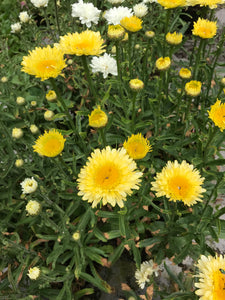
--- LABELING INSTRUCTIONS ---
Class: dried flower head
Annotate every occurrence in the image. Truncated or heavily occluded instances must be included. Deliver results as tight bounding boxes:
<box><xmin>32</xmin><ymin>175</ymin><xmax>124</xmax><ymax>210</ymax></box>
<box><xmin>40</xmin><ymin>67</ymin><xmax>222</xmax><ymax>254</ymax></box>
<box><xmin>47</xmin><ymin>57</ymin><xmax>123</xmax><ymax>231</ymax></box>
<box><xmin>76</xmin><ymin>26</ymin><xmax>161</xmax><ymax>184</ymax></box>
<box><xmin>135</xmin><ymin>260</ymin><xmax>159</xmax><ymax>289</ymax></box>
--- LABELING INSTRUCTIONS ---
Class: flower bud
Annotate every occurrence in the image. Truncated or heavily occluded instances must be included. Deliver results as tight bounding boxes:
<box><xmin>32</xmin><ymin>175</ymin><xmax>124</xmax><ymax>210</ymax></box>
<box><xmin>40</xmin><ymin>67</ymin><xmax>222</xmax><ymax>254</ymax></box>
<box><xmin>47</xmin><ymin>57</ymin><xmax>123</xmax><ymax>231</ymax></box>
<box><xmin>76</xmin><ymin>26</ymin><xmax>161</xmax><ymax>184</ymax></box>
<box><xmin>16</xmin><ymin>96</ymin><xmax>26</xmax><ymax>105</ymax></box>
<box><xmin>44</xmin><ymin>110</ymin><xmax>54</xmax><ymax>121</ymax></box>
<box><xmin>12</xmin><ymin>128</ymin><xmax>23</xmax><ymax>139</ymax></box>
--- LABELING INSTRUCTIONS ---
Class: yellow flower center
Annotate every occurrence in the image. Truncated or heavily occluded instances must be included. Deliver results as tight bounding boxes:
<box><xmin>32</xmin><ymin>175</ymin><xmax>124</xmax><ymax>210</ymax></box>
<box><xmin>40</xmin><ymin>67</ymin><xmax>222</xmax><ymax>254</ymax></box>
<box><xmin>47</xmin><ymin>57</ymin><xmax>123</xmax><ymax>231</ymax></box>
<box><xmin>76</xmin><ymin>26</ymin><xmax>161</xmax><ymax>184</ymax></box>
<box><xmin>168</xmin><ymin>175</ymin><xmax>190</xmax><ymax>199</ymax></box>
<box><xmin>76</xmin><ymin>40</ymin><xmax>92</xmax><ymax>50</ymax></box>
<box><xmin>37</xmin><ymin>60</ymin><xmax>56</xmax><ymax>72</ymax></box>
<box><xmin>43</xmin><ymin>138</ymin><xmax>61</xmax><ymax>154</ymax></box>
<box><xmin>213</xmin><ymin>270</ymin><xmax>225</xmax><ymax>299</ymax></box>
<box><xmin>95</xmin><ymin>162</ymin><xmax>120</xmax><ymax>190</ymax></box>
<box><xmin>199</xmin><ymin>27</ymin><xmax>211</xmax><ymax>36</ymax></box>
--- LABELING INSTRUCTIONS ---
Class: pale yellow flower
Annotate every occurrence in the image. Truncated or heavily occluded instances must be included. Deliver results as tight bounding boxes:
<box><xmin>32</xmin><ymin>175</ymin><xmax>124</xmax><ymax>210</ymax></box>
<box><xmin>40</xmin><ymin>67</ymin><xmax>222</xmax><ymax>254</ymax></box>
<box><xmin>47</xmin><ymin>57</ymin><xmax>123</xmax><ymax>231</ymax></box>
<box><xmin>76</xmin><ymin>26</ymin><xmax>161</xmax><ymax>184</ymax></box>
<box><xmin>166</xmin><ymin>32</ymin><xmax>183</xmax><ymax>45</ymax></box>
<box><xmin>59</xmin><ymin>30</ymin><xmax>105</xmax><ymax>56</ymax></box>
<box><xmin>77</xmin><ymin>146</ymin><xmax>143</xmax><ymax>208</ymax></box>
<box><xmin>120</xmin><ymin>16</ymin><xmax>142</xmax><ymax>32</ymax></box>
<box><xmin>33</xmin><ymin>129</ymin><xmax>66</xmax><ymax>157</ymax></box>
<box><xmin>26</xmin><ymin>200</ymin><xmax>41</xmax><ymax>216</ymax></box>
<box><xmin>151</xmin><ymin>160</ymin><xmax>206</xmax><ymax>206</ymax></box>
<box><xmin>194</xmin><ymin>255</ymin><xmax>225</xmax><ymax>299</ymax></box>
<box><xmin>129</xmin><ymin>79</ymin><xmax>144</xmax><ymax>91</ymax></box>
<box><xmin>28</xmin><ymin>267</ymin><xmax>40</xmax><ymax>280</ymax></box>
<box><xmin>123</xmin><ymin>133</ymin><xmax>152</xmax><ymax>160</ymax></box>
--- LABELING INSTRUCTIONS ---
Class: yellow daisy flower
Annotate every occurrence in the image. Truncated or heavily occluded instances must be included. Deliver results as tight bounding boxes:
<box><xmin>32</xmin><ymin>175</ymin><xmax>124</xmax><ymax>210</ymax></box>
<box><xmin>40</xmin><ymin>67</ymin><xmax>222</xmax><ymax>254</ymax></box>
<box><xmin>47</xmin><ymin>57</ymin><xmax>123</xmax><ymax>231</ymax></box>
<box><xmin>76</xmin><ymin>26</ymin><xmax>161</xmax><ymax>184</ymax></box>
<box><xmin>46</xmin><ymin>90</ymin><xmax>57</xmax><ymax>102</ymax></box>
<box><xmin>192</xmin><ymin>18</ymin><xmax>217</xmax><ymax>39</ymax></box>
<box><xmin>155</xmin><ymin>57</ymin><xmax>171</xmax><ymax>71</ymax></box>
<box><xmin>89</xmin><ymin>106</ymin><xmax>108</xmax><ymax>128</ymax></box>
<box><xmin>123</xmin><ymin>133</ymin><xmax>152</xmax><ymax>160</ymax></box>
<box><xmin>208</xmin><ymin>99</ymin><xmax>225</xmax><ymax>132</ymax></box>
<box><xmin>107</xmin><ymin>25</ymin><xmax>125</xmax><ymax>40</ymax></box>
<box><xmin>166</xmin><ymin>32</ymin><xmax>183</xmax><ymax>45</ymax></box>
<box><xmin>21</xmin><ymin>45</ymin><xmax>66</xmax><ymax>81</ymax></box>
<box><xmin>157</xmin><ymin>0</ymin><xmax>186</xmax><ymax>9</ymax></box>
<box><xmin>120</xmin><ymin>16</ymin><xmax>143</xmax><ymax>32</ymax></box>
<box><xmin>187</xmin><ymin>0</ymin><xmax>222</xmax><ymax>8</ymax></box>
<box><xmin>59</xmin><ymin>30</ymin><xmax>106</xmax><ymax>56</ymax></box>
<box><xmin>151</xmin><ymin>160</ymin><xmax>206</xmax><ymax>206</ymax></box>
<box><xmin>179</xmin><ymin>68</ymin><xmax>192</xmax><ymax>79</ymax></box>
<box><xmin>77</xmin><ymin>146</ymin><xmax>143</xmax><ymax>208</ymax></box>
<box><xmin>33</xmin><ymin>129</ymin><xmax>66</xmax><ymax>157</ymax></box>
<box><xmin>129</xmin><ymin>79</ymin><xmax>144</xmax><ymax>91</ymax></box>
<box><xmin>194</xmin><ymin>255</ymin><xmax>225</xmax><ymax>300</ymax></box>
<box><xmin>185</xmin><ymin>80</ymin><xmax>202</xmax><ymax>97</ymax></box>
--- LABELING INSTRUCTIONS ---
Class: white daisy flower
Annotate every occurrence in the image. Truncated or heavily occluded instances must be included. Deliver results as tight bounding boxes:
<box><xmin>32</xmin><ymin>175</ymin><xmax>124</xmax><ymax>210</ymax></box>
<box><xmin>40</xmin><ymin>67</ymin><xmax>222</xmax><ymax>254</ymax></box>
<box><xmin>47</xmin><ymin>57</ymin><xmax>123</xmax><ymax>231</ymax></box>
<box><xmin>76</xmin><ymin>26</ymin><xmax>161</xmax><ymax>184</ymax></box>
<box><xmin>133</xmin><ymin>3</ymin><xmax>148</xmax><ymax>18</ymax></box>
<box><xmin>90</xmin><ymin>53</ymin><xmax>118</xmax><ymax>78</ymax></box>
<box><xmin>30</xmin><ymin>0</ymin><xmax>49</xmax><ymax>7</ymax></box>
<box><xmin>135</xmin><ymin>260</ymin><xmax>159</xmax><ymax>289</ymax></box>
<box><xmin>104</xmin><ymin>6</ymin><xmax>133</xmax><ymax>25</ymax></box>
<box><xmin>71</xmin><ymin>0</ymin><xmax>100</xmax><ymax>28</ymax></box>
<box><xmin>21</xmin><ymin>177</ymin><xmax>38</xmax><ymax>194</ymax></box>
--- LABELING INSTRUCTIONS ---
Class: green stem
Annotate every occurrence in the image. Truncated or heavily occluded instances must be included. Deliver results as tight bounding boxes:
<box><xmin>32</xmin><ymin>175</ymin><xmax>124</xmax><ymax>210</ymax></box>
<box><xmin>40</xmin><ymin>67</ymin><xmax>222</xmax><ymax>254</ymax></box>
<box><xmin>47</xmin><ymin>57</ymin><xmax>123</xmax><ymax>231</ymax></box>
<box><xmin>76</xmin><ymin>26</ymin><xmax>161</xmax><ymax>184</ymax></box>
<box><xmin>53</xmin><ymin>0</ymin><xmax>61</xmax><ymax>36</ymax></box>
<box><xmin>131</xmin><ymin>92</ymin><xmax>137</xmax><ymax>131</ymax></box>
<box><xmin>49</xmin><ymin>78</ymin><xmax>76</xmax><ymax>133</ymax></box>
<box><xmin>128</xmin><ymin>33</ymin><xmax>133</xmax><ymax>77</ymax></box>
<box><xmin>163</xmin><ymin>9</ymin><xmax>171</xmax><ymax>56</ymax></box>
<box><xmin>206</xmin><ymin>27</ymin><xmax>225</xmax><ymax>99</ymax></box>
<box><xmin>99</xmin><ymin>127</ymin><xmax>106</xmax><ymax>147</ymax></box>
<box><xmin>115</xmin><ymin>42</ymin><xmax>123</xmax><ymax>99</ymax></box>
<box><xmin>193</xmin><ymin>39</ymin><xmax>204</xmax><ymax>79</ymax></box>
<box><xmin>81</xmin><ymin>55</ymin><xmax>98</xmax><ymax>102</ymax></box>
<box><xmin>43</xmin><ymin>8</ymin><xmax>55</xmax><ymax>42</ymax></box>
<box><xmin>203</xmin><ymin>126</ymin><xmax>218</xmax><ymax>164</ymax></box>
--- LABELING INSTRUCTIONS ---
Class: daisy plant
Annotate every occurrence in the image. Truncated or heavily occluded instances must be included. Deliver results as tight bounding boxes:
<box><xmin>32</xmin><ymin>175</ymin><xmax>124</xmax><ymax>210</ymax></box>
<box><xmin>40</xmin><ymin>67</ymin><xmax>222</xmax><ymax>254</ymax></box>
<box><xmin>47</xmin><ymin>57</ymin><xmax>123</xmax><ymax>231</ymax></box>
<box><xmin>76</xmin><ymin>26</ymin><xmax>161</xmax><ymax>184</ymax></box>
<box><xmin>2</xmin><ymin>0</ymin><xmax>225</xmax><ymax>298</ymax></box>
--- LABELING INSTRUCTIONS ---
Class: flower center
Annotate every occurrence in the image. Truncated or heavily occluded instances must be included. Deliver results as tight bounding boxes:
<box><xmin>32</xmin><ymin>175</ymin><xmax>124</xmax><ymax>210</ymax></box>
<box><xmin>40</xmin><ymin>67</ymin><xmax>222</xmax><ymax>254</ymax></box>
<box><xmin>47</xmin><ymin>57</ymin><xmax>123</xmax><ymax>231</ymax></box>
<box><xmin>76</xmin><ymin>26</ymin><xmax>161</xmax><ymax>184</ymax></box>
<box><xmin>168</xmin><ymin>175</ymin><xmax>190</xmax><ymax>199</ymax></box>
<box><xmin>199</xmin><ymin>27</ymin><xmax>211</xmax><ymax>36</ymax></box>
<box><xmin>43</xmin><ymin>138</ymin><xmax>61</xmax><ymax>153</ymax></box>
<box><xmin>94</xmin><ymin>162</ymin><xmax>120</xmax><ymax>190</ymax></box>
<box><xmin>37</xmin><ymin>60</ymin><xmax>56</xmax><ymax>72</ymax></box>
<box><xmin>131</xmin><ymin>142</ymin><xmax>146</xmax><ymax>154</ymax></box>
<box><xmin>76</xmin><ymin>40</ymin><xmax>92</xmax><ymax>49</ymax></box>
<box><xmin>213</xmin><ymin>270</ymin><xmax>225</xmax><ymax>299</ymax></box>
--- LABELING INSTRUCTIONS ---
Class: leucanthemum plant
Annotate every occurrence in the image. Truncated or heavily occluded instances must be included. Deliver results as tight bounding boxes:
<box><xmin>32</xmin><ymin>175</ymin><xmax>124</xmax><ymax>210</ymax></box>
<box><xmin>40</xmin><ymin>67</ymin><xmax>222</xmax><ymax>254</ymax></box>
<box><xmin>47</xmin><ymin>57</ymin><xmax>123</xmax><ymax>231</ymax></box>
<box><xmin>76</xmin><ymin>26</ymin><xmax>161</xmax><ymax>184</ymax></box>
<box><xmin>2</xmin><ymin>0</ymin><xmax>225</xmax><ymax>298</ymax></box>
